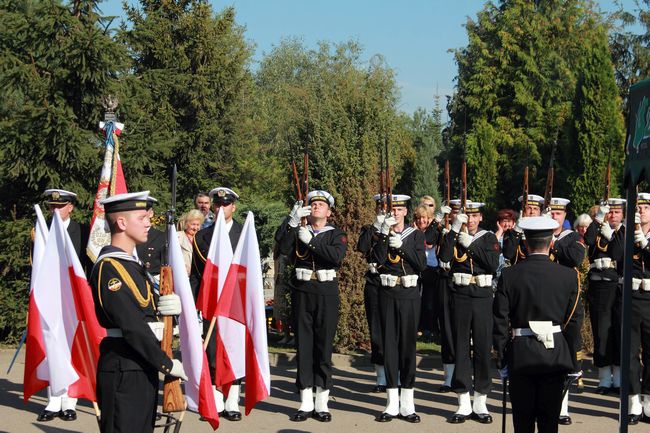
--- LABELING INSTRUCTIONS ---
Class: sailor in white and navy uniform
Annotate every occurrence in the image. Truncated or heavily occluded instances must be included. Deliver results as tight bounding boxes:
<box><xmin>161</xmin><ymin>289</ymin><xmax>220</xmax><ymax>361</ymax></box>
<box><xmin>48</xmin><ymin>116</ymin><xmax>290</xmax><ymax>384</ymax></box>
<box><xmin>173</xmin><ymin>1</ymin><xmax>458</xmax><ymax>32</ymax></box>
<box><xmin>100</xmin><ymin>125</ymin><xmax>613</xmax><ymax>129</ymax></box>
<box><xmin>584</xmin><ymin>197</ymin><xmax>626</xmax><ymax>394</ymax></box>
<box><xmin>502</xmin><ymin>194</ymin><xmax>545</xmax><ymax>265</ymax></box>
<box><xmin>275</xmin><ymin>190</ymin><xmax>348</xmax><ymax>423</ymax></box>
<box><xmin>439</xmin><ymin>201</ymin><xmax>501</xmax><ymax>424</ymax></box>
<box><xmin>371</xmin><ymin>194</ymin><xmax>427</xmax><ymax>423</ymax></box>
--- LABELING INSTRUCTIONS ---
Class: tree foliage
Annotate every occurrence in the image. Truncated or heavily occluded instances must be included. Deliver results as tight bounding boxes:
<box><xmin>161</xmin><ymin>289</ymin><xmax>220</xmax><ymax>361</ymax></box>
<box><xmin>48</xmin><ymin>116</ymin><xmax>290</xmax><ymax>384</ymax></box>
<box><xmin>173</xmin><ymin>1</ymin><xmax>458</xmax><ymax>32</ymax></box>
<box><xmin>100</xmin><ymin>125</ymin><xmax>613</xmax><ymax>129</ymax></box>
<box><xmin>448</xmin><ymin>0</ymin><xmax>624</xmax><ymax>218</ymax></box>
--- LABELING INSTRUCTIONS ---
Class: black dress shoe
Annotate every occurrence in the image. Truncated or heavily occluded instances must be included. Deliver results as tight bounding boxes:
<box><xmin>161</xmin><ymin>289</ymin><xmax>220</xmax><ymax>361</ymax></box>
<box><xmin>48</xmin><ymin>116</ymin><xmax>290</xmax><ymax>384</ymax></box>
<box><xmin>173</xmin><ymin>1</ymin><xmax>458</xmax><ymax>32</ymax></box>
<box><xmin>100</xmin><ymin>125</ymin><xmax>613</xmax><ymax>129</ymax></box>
<box><xmin>558</xmin><ymin>415</ymin><xmax>572</xmax><ymax>425</ymax></box>
<box><xmin>611</xmin><ymin>387</ymin><xmax>621</xmax><ymax>394</ymax></box>
<box><xmin>628</xmin><ymin>414</ymin><xmax>642</xmax><ymax>425</ymax></box>
<box><xmin>596</xmin><ymin>386</ymin><xmax>611</xmax><ymax>395</ymax></box>
<box><xmin>372</xmin><ymin>385</ymin><xmax>387</xmax><ymax>393</ymax></box>
<box><xmin>448</xmin><ymin>413</ymin><xmax>472</xmax><ymax>424</ymax></box>
<box><xmin>643</xmin><ymin>413</ymin><xmax>650</xmax><ymax>423</ymax></box>
<box><xmin>290</xmin><ymin>410</ymin><xmax>312</xmax><ymax>422</ymax></box>
<box><xmin>376</xmin><ymin>412</ymin><xmax>395</xmax><ymax>422</ymax></box>
<box><xmin>473</xmin><ymin>413</ymin><xmax>493</xmax><ymax>424</ymax></box>
<box><xmin>438</xmin><ymin>385</ymin><xmax>452</xmax><ymax>393</ymax></box>
<box><xmin>59</xmin><ymin>409</ymin><xmax>77</xmax><ymax>421</ymax></box>
<box><xmin>312</xmin><ymin>411</ymin><xmax>332</xmax><ymax>422</ymax></box>
<box><xmin>36</xmin><ymin>410</ymin><xmax>58</xmax><ymax>422</ymax></box>
<box><xmin>220</xmin><ymin>410</ymin><xmax>242</xmax><ymax>421</ymax></box>
<box><xmin>399</xmin><ymin>413</ymin><xmax>421</xmax><ymax>423</ymax></box>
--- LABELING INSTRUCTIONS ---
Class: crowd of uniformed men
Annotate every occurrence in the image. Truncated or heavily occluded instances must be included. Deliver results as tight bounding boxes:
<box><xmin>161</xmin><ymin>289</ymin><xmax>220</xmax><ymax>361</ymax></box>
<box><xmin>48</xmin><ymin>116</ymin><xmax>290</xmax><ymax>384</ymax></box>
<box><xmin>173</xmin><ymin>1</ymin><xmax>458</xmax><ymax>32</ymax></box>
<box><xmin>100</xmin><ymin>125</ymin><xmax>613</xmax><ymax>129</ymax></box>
<box><xmin>32</xmin><ymin>180</ymin><xmax>650</xmax><ymax>433</ymax></box>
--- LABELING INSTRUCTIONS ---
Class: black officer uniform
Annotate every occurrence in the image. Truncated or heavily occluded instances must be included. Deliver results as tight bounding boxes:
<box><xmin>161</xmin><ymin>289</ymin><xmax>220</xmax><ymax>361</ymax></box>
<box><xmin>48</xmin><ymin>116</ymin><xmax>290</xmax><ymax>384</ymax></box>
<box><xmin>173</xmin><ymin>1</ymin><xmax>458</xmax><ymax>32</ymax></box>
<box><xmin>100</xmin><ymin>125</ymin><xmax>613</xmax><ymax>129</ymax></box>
<box><xmin>494</xmin><ymin>218</ymin><xmax>583</xmax><ymax>433</ymax></box>
<box><xmin>438</xmin><ymin>202</ymin><xmax>500</xmax><ymax>422</ymax></box>
<box><xmin>136</xmin><ymin>226</ymin><xmax>166</xmax><ymax>285</ymax></box>
<box><xmin>370</xmin><ymin>195</ymin><xmax>426</xmax><ymax>418</ymax></box>
<box><xmin>357</xmin><ymin>214</ymin><xmax>385</xmax><ymax>388</ymax></box>
<box><xmin>628</xmin><ymin>194</ymin><xmax>650</xmax><ymax>424</ymax></box>
<box><xmin>189</xmin><ymin>187</ymin><xmax>244</xmax><ymax>420</ymax></box>
<box><xmin>428</xmin><ymin>208</ymin><xmax>455</xmax><ymax>389</ymax></box>
<box><xmin>89</xmin><ymin>193</ymin><xmax>175</xmax><ymax>433</ymax></box>
<box><xmin>274</xmin><ymin>193</ymin><xmax>347</xmax><ymax>402</ymax></box>
<box><xmin>583</xmin><ymin>200</ymin><xmax>625</xmax><ymax>388</ymax></box>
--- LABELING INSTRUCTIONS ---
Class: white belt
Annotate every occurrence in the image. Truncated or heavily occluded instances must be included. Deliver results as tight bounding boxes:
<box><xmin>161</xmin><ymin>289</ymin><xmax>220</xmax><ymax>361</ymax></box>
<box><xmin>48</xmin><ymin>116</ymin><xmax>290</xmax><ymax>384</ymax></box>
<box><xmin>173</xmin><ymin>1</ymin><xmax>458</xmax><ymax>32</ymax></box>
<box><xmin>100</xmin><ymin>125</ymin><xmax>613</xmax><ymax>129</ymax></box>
<box><xmin>452</xmin><ymin>273</ymin><xmax>493</xmax><ymax>288</ymax></box>
<box><xmin>513</xmin><ymin>322</ymin><xmax>561</xmax><ymax>349</ymax></box>
<box><xmin>368</xmin><ymin>263</ymin><xmax>379</xmax><ymax>274</ymax></box>
<box><xmin>296</xmin><ymin>268</ymin><xmax>336</xmax><ymax>282</ymax></box>
<box><xmin>630</xmin><ymin>278</ymin><xmax>650</xmax><ymax>291</ymax></box>
<box><xmin>379</xmin><ymin>274</ymin><xmax>419</xmax><ymax>288</ymax></box>
<box><xmin>589</xmin><ymin>258</ymin><xmax>617</xmax><ymax>270</ymax></box>
<box><xmin>106</xmin><ymin>322</ymin><xmax>164</xmax><ymax>342</ymax></box>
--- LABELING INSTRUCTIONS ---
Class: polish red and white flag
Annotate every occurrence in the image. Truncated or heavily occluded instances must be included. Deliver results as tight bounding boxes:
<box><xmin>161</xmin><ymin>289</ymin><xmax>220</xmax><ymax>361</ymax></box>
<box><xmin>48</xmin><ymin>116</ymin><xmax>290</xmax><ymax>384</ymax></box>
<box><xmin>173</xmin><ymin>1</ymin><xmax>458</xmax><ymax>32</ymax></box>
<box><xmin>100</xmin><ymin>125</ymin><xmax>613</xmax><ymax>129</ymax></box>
<box><xmin>168</xmin><ymin>225</ymin><xmax>219</xmax><ymax>430</ymax></box>
<box><xmin>216</xmin><ymin>212</ymin><xmax>270</xmax><ymax>414</ymax></box>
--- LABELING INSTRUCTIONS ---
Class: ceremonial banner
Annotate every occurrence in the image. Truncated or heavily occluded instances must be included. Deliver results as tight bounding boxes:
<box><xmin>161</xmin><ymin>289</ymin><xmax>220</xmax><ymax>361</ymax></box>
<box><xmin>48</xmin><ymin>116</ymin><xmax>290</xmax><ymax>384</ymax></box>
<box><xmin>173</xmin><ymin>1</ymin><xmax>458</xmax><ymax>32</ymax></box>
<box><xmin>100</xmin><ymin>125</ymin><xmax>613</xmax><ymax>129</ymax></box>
<box><xmin>624</xmin><ymin>78</ymin><xmax>650</xmax><ymax>186</ymax></box>
<box><xmin>217</xmin><ymin>212</ymin><xmax>270</xmax><ymax>414</ymax></box>
<box><xmin>86</xmin><ymin>121</ymin><xmax>127</xmax><ymax>262</ymax></box>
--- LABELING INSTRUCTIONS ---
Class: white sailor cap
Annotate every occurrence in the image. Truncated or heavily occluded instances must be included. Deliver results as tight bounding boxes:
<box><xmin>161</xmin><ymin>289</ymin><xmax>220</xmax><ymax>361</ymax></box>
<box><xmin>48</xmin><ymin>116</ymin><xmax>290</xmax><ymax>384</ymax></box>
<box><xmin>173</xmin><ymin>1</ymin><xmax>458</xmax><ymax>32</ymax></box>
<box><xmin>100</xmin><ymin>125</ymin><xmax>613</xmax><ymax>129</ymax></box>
<box><xmin>209</xmin><ymin>187</ymin><xmax>239</xmax><ymax>204</ymax></box>
<box><xmin>518</xmin><ymin>216</ymin><xmax>559</xmax><ymax>236</ymax></box>
<box><xmin>100</xmin><ymin>191</ymin><xmax>157</xmax><ymax>214</ymax></box>
<box><xmin>607</xmin><ymin>198</ymin><xmax>626</xmax><ymax>209</ymax></box>
<box><xmin>449</xmin><ymin>199</ymin><xmax>461</xmax><ymax>210</ymax></box>
<box><xmin>518</xmin><ymin>194</ymin><xmax>545</xmax><ymax>207</ymax></box>
<box><xmin>372</xmin><ymin>194</ymin><xmax>384</xmax><ymax>202</ymax></box>
<box><xmin>465</xmin><ymin>201</ymin><xmax>485</xmax><ymax>214</ymax></box>
<box><xmin>390</xmin><ymin>194</ymin><xmax>411</xmax><ymax>207</ymax></box>
<box><xmin>307</xmin><ymin>190</ymin><xmax>335</xmax><ymax>208</ymax></box>
<box><xmin>638</xmin><ymin>193</ymin><xmax>650</xmax><ymax>205</ymax></box>
<box><xmin>44</xmin><ymin>189</ymin><xmax>77</xmax><ymax>205</ymax></box>
<box><xmin>549</xmin><ymin>197</ymin><xmax>570</xmax><ymax>210</ymax></box>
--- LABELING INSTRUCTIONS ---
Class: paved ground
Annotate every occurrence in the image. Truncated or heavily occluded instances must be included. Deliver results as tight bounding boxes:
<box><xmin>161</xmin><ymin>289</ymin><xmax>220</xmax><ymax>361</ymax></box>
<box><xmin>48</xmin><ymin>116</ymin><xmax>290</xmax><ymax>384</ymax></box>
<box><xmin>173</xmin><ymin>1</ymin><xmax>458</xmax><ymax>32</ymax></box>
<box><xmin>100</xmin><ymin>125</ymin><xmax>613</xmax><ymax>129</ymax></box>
<box><xmin>0</xmin><ymin>348</ymin><xmax>631</xmax><ymax>433</ymax></box>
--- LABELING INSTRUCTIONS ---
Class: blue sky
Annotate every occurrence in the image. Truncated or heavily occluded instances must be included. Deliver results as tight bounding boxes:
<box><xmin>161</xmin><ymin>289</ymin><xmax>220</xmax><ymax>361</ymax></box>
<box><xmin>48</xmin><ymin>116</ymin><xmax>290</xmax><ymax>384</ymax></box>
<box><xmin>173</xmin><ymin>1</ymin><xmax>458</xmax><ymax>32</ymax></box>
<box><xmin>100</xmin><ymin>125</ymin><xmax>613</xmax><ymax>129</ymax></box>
<box><xmin>100</xmin><ymin>0</ymin><xmax>639</xmax><ymax>116</ymax></box>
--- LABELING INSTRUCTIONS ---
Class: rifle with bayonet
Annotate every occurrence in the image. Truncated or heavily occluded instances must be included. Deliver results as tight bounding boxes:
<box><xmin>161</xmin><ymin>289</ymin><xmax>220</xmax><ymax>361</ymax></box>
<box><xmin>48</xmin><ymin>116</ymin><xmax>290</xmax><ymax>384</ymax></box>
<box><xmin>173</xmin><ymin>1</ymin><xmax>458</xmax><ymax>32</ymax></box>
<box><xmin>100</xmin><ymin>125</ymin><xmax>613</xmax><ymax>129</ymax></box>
<box><xmin>543</xmin><ymin>141</ymin><xmax>556</xmax><ymax>214</ymax></box>
<box><xmin>291</xmin><ymin>148</ymin><xmax>309</xmax><ymax>226</ymax></box>
<box><xmin>522</xmin><ymin>166</ymin><xmax>529</xmax><ymax>213</ymax></box>
<box><xmin>384</xmin><ymin>136</ymin><xmax>393</xmax><ymax>214</ymax></box>
<box><xmin>444</xmin><ymin>160</ymin><xmax>451</xmax><ymax>229</ymax></box>
<box><xmin>159</xmin><ymin>164</ymin><xmax>186</xmax><ymax>412</ymax></box>
<box><xmin>460</xmin><ymin>159</ymin><xmax>467</xmax><ymax>232</ymax></box>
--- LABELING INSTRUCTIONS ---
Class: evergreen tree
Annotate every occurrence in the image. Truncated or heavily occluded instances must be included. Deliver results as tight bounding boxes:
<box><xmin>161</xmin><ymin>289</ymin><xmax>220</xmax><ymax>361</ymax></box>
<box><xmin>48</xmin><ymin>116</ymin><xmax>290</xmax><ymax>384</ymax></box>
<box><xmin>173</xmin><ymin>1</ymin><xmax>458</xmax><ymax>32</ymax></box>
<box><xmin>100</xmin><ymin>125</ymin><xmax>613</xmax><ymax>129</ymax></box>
<box><xmin>0</xmin><ymin>0</ymin><xmax>126</xmax><ymax>342</ymax></box>
<box><xmin>449</xmin><ymin>0</ymin><xmax>624</xmax><ymax>215</ymax></box>
<box><xmin>409</xmin><ymin>97</ymin><xmax>444</xmax><ymax>206</ymax></box>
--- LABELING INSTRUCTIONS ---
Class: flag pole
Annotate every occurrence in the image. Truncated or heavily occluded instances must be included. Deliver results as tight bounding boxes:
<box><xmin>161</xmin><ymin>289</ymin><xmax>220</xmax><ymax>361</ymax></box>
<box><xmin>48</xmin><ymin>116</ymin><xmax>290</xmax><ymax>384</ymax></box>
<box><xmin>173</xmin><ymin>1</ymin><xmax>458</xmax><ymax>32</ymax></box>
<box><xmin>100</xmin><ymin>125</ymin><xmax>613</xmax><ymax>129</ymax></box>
<box><xmin>203</xmin><ymin>317</ymin><xmax>217</xmax><ymax>351</ymax></box>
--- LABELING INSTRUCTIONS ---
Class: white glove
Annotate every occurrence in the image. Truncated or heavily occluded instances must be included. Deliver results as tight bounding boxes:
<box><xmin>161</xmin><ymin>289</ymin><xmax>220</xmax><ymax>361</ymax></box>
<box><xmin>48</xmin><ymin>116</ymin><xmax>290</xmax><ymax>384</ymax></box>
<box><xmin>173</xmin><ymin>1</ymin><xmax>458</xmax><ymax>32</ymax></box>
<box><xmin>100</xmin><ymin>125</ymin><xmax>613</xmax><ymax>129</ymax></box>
<box><xmin>451</xmin><ymin>213</ymin><xmax>468</xmax><ymax>233</ymax></box>
<box><xmin>635</xmin><ymin>229</ymin><xmax>648</xmax><ymax>248</ymax></box>
<box><xmin>373</xmin><ymin>213</ymin><xmax>386</xmax><ymax>231</ymax></box>
<box><xmin>635</xmin><ymin>212</ymin><xmax>641</xmax><ymax>225</ymax></box>
<box><xmin>595</xmin><ymin>205</ymin><xmax>610</xmax><ymax>224</ymax></box>
<box><xmin>600</xmin><ymin>222</ymin><xmax>614</xmax><ymax>241</ymax></box>
<box><xmin>442</xmin><ymin>227</ymin><xmax>449</xmax><ymax>236</ymax></box>
<box><xmin>169</xmin><ymin>359</ymin><xmax>188</xmax><ymax>381</ymax></box>
<box><xmin>157</xmin><ymin>294</ymin><xmax>181</xmax><ymax>316</ymax></box>
<box><xmin>289</xmin><ymin>201</ymin><xmax>311</xmax><ymax>227</ymax></box>
<box><xmin>388</xmin><ymin>232</ymin><xmax>403</xmax><ymax>249</ymax></box>
<box><xmin>381</xmin><ymin>216</ymin><xmax>397</xmax><ymax>235</ymax></box>
<box><xmin>541</xmin><ymin>211</ymin><xmax>553</xmax><ymax>219</ymax></box>
<box><xmin>458</xmin><ymin>231</ymin><xmax>472</xmax><ymax>248</ymax></box>
<box><xmin>298</xmin><ymin>226</ymin><xmax>313</xmax><ymax>245</ymax></box>
<box><xmin>434</xmin><ymin>205</ymin><xmax>452</xmax><ymax>223</ymax></box>
<box><xmin>439</xmin><ymin>261</ymin><xmax>451</xmax><ymax>271</ymax></box>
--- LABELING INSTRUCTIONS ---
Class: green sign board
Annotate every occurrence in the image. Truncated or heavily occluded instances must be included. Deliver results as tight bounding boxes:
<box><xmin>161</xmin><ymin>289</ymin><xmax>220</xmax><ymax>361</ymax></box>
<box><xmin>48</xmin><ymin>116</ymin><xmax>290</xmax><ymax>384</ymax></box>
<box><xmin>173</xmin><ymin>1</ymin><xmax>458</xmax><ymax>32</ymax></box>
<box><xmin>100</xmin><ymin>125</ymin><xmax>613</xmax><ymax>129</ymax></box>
<box><xmin>625</xmin><ymin>78</ymin><xmax>650</xmax><ymax>186</ymax></box>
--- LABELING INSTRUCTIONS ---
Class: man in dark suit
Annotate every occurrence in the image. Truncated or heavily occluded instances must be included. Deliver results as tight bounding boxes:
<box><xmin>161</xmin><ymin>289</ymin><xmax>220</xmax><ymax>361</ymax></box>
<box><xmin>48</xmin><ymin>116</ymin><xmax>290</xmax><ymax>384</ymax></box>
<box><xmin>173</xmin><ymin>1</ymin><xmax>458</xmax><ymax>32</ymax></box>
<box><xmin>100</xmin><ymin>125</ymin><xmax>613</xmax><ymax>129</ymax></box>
<box><xmin>190</xmin><ymin>187</ymin><xmax>243</xmax><ymax>421</ymax></box>
<box><xmin>36</xmin><ymin>189</ymin><xmax>89</xmax><ymax>422</ymax></box>
<box><xmin>494</xmin><ymin>217</ymin><xmax>583</xmax><ymax>433</ymax></box>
